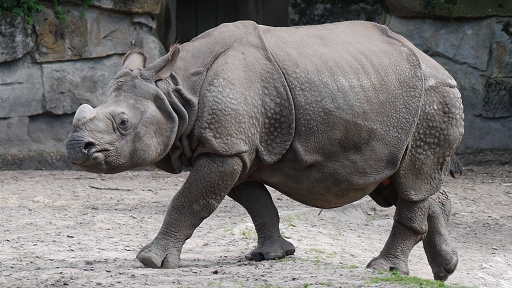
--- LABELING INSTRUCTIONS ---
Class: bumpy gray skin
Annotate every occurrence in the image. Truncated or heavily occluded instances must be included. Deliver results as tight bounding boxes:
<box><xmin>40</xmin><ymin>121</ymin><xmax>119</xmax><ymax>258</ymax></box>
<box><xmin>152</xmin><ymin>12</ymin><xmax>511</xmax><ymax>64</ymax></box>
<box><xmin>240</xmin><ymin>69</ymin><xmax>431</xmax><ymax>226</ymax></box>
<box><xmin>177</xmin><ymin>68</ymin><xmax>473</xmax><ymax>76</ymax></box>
<box><xmin>66</xmin><ymin>21</ymin><xmax>464</xmax><ymax>281</ymax></box>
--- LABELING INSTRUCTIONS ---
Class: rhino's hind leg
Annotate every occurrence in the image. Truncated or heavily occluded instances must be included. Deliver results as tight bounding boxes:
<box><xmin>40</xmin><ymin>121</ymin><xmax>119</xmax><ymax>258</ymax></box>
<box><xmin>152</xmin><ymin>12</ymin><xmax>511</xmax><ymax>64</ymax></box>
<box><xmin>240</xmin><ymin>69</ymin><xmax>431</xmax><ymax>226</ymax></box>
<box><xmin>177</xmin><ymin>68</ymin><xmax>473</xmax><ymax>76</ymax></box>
<box><xmin>367</xmin><ymin>78</ymin><xmax>463</xmax><ymax>279</ymax></box>
<box><xmin>366</xmin><ymin>198</ymin><xmax>429</xmax><ymax>275</ymax></box>
<box><xmin>228</xmin><ymin>182</ymin><xmax>295</xmax><ymax>261</ymax></box>
<box><xmin>423</xmin><ymin>189</ymin><xmax>458</xmax><ymax>281</ymax></box>
<box><xmin>367</xmin><ymin>185</ymin><xmax>458</xmax><ymax>281</ymax></box>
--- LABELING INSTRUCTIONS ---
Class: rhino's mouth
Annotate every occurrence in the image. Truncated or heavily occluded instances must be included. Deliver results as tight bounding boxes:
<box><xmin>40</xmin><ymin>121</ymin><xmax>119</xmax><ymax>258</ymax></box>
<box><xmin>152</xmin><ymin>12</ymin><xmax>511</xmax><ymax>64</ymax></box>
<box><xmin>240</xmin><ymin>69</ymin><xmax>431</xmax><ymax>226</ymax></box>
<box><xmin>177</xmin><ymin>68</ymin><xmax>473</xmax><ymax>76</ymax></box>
<box><xmin>73</xmin><ymin>150</ymin><xmax>111</xmax><ymax>173</ymax></box>
<box><xmin>66</xmin><ymin>139</ymin><xmax>111</xmax><ymax>172</ymax></box>
<box><xmin>80</xmin><ymin>151</ymin><xmax>106</xmax><ymax>166</ymax></box>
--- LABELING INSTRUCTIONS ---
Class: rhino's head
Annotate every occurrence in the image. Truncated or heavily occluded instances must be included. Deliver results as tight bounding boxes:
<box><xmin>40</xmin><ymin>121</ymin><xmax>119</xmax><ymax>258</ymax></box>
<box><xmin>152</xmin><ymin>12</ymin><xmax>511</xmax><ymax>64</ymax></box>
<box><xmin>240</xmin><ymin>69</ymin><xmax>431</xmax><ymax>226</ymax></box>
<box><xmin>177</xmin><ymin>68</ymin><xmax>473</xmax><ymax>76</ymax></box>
<box><xmin>66</xmin><ymin>46</ymin><xmax>180</xmax><ymax>174</ymax></box>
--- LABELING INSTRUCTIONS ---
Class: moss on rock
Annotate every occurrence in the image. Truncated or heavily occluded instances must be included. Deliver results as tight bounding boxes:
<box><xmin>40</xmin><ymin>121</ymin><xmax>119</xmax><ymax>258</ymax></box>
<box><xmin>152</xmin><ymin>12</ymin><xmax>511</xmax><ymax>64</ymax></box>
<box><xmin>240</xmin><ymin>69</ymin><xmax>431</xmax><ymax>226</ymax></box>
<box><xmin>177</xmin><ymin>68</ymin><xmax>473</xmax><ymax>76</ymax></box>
<box><xmin>387</xmin><ymin>0</ymin><xmax>512</xmax><ymax>18</ymax></box>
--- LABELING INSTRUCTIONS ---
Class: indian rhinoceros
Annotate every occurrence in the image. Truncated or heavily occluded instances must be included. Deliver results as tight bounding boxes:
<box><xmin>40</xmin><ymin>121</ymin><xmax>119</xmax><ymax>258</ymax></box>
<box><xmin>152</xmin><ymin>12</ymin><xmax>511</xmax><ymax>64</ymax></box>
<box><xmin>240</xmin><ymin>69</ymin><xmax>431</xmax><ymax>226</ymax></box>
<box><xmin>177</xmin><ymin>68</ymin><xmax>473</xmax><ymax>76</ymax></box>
<box><xmin>66</xmin><ymin>20</ymin><xmax>464</xmax><ymax>281</ymax></box>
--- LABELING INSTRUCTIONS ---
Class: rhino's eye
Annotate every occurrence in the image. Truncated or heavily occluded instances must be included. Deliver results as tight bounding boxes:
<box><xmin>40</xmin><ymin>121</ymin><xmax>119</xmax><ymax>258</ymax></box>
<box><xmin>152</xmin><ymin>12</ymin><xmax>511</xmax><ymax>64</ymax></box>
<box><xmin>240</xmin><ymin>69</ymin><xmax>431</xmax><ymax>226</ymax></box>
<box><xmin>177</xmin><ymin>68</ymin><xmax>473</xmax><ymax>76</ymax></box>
<box><xmin>117</xmin><ymin>114</ymin><xmax>131</xmax><ymax>132</ymax></box>
<box><xmin>119</xmin><ymin>119</ymin><xmax>129</xmax><ymax>127</ymax></box>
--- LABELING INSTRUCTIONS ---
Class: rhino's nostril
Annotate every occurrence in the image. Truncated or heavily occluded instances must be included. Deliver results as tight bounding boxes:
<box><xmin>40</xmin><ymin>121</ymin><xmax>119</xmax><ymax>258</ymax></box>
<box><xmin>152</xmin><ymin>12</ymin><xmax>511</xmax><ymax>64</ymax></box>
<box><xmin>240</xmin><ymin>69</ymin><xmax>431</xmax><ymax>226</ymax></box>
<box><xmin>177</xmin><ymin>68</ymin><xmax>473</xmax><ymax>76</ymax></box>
<box><xmin>83</xmin><ymin>141</ymin><xmax>96</xmax><ymax>152</ymax></box>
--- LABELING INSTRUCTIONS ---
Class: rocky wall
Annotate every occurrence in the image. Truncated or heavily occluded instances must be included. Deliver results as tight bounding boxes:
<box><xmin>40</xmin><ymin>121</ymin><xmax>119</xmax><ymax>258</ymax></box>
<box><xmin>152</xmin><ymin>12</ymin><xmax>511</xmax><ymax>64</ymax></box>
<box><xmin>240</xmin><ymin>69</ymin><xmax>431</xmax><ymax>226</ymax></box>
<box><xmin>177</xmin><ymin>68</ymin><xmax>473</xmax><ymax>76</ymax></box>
<box><xmin>1</xmin><ymin>0</ymin><xmax>511</xmax><ymax>163</ymax></box>
<box><xmin>387</xmin><ymin>16</ymin><xmax>512</xmax><ymax>151</ymax></box>
<box><xmin>290</xmin><ymin>0</ymin><xmax>512</xmax><ymax>151</ymax></box>
<box><xmin>0</xmin><ymin>0</ymin><xmax>166</xmax><ymax>158</ymax></box>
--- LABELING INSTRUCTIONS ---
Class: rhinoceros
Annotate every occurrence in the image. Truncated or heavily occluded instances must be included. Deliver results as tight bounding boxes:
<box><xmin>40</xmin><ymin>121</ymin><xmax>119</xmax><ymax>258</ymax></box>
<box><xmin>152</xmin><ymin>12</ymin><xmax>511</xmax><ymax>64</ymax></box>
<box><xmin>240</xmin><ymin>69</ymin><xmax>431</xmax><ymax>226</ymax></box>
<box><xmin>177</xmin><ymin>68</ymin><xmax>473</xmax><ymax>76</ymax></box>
<box><xmin>66</xmin><ymin>20</ymin><xmax>464</xmax><ymax>281</ymax></box>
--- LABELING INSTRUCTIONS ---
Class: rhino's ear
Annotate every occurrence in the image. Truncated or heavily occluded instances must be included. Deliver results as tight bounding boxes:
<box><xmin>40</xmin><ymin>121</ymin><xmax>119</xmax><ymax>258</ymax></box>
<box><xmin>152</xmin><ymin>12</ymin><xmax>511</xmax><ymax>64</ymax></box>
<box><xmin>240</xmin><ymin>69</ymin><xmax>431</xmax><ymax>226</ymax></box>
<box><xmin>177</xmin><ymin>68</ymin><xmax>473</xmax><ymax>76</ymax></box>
<box><xmin>122</xmin><ymin>50</ymin><xmax>147</xmax><ymax>70</ymax></box>
<box><xmin>147</xmin><ymin>44</ymin><xmax>180</xmax><ymax>81</ymax></box>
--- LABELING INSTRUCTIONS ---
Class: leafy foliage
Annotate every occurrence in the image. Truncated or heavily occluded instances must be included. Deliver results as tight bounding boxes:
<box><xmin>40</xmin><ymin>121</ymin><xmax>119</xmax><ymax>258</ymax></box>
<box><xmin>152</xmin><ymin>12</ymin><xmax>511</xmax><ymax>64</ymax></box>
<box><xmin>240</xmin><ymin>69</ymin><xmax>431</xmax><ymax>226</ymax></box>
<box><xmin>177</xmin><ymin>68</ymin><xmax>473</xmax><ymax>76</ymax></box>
<box><xmin>289</xmin><ymin>0</ymin><xmax>385</xmax><ymax>26</ymax></box>
<box><xmin>0</xmin><ymin>0</ymin><xmax>43</xmax><ymax>25</ymax></box>
<box><xmin>0</xmin><ymin>0</ymin><xmax>93</xmax><ymax>27</ymax></box>
<box><xmin>423</xmin><ymin>0</ymin><xmax>438</xmax><ymax>15</ymax></box>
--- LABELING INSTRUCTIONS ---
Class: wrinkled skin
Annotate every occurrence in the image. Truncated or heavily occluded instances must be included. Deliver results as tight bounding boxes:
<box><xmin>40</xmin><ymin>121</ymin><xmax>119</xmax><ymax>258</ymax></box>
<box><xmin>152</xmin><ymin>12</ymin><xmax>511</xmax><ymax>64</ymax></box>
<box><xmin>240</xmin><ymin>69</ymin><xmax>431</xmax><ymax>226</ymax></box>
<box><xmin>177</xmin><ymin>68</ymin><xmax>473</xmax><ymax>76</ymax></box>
<box><xmin>66</xmin><ymin>21</ymin><xmax>464</xmax><ymax>281</ymax></box>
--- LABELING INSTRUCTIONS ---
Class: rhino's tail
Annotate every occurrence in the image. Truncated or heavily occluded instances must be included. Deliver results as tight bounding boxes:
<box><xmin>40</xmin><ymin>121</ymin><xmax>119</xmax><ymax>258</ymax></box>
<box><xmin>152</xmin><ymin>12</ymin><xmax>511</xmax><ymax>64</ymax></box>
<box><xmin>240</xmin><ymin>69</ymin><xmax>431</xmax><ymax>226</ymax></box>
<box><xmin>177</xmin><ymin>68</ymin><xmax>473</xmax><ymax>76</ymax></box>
<box><xmin>449</xmin><ymin>154</ymin><xmax>463</xmax><ymax>178</ymax></box>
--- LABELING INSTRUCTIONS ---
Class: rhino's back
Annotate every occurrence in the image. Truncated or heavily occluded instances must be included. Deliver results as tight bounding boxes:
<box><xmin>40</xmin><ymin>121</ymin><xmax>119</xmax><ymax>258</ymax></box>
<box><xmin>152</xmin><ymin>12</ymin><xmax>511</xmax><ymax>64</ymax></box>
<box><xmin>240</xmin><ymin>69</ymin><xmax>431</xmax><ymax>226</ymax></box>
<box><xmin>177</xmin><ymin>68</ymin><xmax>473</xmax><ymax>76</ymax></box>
<box><xmin>257</xmin><ymin>22</ymin><xmax>424</xmax><ymax>187</ymax></box>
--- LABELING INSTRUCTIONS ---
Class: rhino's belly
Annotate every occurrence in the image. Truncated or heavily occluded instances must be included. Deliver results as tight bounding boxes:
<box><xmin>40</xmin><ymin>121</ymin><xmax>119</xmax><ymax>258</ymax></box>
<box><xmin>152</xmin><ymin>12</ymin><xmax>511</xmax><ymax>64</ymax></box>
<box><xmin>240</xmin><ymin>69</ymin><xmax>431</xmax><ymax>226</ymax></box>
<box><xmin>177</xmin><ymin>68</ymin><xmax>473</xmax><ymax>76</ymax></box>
<box><xmin>281</xmin><ymin>182</ymin><xmax>377</xmax><ymax>209</ymax></box>
<box><xmin>250</xmin><ymin>150</ymin><xmax>386</xmax><ymax>209</ymax></box>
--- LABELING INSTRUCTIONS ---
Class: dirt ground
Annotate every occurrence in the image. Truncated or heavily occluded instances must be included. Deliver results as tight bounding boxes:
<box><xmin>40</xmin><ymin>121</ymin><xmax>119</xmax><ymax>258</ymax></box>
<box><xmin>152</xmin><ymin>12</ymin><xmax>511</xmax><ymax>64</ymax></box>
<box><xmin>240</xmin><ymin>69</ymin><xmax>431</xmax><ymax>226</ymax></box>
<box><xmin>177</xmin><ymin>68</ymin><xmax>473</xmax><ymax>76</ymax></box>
<box><xmin>0</xmin><ymin>157</ymin><xmax>511</xmax><ymax>287</ymax></box>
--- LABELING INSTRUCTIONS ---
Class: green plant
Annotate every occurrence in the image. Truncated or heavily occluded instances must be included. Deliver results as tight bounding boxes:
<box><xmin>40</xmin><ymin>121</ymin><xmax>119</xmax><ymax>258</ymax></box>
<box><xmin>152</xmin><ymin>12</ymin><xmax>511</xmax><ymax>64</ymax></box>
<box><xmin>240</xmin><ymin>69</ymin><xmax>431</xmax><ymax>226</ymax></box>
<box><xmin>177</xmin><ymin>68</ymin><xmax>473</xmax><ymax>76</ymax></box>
<box><xmin>305</xmin><ymin>248</ymin><xmax>337</xmax><ymax>264</ymax></box>
<box><xmin>207</xmin><ymin>281</ymin><xmax>222</xmax><ymax>287</ymax></box>
<box><xmin>281</xmin><ymin>213</ymin><xmax>302</xmax><ymax>228</ymax></box>
<box><xmin>274</xmin><ymin>256</ymin><xmax>294</xmax><ymax>263</ymax></box>
<box><xmin>0</xmin><ymin>0</ymin><xmax>93</xmax><ymax>29</ymax></box>
<box><xmin>368</xmin><ymin>270</ymin><xmax>465</xmax><ymax>287</ymax></box>
<box><xmin>53</xmin><ymin>0</ymin><xmax>65</xmax><ymax>22</ymax></box>
<box><xmin>340</xmin><ymin>263</ymin><xmax>358</xmax><ymax>269</ymax></box>
<box><xmin>80</xmin><ymin>0</ymin><xmax>92</xmax><ymax>16</ymax></box>
<box><xmin>0</xmin><ymin>0</ymin><xmax>43</xmax><ymax>26</ymax></box>
<box><xmin>221</xmin><ymin>224</ymin><xmax>234</xmax><ymax>234</ymax></box>
<box><xmin>423</xmin><ymin>0</ymin><xmax>437</xmax><ymax>15</ymax></box>
<box><xmin>240</xmin><ymin>225</ymin><xmax>257</xmax><ymax>239</ymax></box>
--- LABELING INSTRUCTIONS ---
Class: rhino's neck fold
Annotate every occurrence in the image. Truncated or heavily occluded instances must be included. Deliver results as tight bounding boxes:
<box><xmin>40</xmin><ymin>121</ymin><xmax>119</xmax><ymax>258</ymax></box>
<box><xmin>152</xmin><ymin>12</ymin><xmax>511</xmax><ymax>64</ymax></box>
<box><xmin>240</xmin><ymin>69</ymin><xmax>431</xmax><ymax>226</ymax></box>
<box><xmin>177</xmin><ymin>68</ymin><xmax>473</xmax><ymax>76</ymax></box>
<box><xmin>154</xmin><ymin>73</ymin><xmax>198</xmax><ymax>173</ymax></box>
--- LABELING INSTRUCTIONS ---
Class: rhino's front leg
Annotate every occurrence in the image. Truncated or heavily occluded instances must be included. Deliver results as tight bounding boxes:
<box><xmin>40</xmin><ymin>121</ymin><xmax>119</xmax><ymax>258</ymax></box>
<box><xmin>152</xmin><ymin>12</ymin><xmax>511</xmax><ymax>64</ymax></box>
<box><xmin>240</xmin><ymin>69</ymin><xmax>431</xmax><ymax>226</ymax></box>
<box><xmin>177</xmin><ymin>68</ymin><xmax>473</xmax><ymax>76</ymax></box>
<box><xmin>137</xmin><ymin>154</ymin><xmax>243</xmax><ymax>268</ymax></box>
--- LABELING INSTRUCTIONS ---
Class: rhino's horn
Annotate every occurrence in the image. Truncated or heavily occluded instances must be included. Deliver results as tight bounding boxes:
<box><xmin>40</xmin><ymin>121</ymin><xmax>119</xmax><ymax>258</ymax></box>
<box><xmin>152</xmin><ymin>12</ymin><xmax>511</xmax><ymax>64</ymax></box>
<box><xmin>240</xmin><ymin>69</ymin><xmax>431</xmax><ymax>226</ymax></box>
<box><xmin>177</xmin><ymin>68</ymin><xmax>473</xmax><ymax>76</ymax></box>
<box><xmin>73</xmin><ymin>104</ymin><xmax>96</xmax><ymax>126</ymax></box>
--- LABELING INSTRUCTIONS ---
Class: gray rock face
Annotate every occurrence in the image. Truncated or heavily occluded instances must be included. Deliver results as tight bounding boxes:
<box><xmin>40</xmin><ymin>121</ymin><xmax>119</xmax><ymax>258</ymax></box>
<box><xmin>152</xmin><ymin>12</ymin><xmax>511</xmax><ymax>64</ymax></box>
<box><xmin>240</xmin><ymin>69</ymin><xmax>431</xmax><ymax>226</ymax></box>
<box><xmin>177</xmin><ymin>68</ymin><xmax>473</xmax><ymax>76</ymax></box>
<box><xmin>0</xmin><ymin>115</ymin><xmax>73</xmax><ymax>154</ymax></box>
<box><xmin>460</xmin><ymin>115</ymin><xmax>512</xmax><ymax>150</ymax></box>
<box><xmin>1</xmin><ymin>0</ymin><xmax>511</xmax><ymax>156</ymax></box>
<box><xmin>483</xmin><ymin>79</ymin><xmax>512</xmax><ymax>118</ymax></box>
<box><xmin>0</xmin><ymin>117</ymin><xmax>31</xmax><ymax>153</ymax></box>
<box><xmin>387</xmin><ymin>16</ymin><xmax>512</xmax><ymax>151</ymax></box>
<box><xmin>32</xmin><ymin>7</ymin><xmax>88</xmax><ymax>63</ymax></box>
<box><xmin>88</xmin><ymin>0</ymin><xmax>161</xmax><ymax>14</ymax></box>
<box><xmin>0</xmin><ymin>56</ymin><xmax>44</xmax><ymax>118</ymax></box>
<box><xmin>289</xmin><ymin>0</ymin><xmax>386</xmax><ymax>26</ymax></box>
<box><xmin>27</xmin><ymin>114</ymin><xmax>74</xmax><ymax>152</ymax></box>
<box><xmin>387</xmin><ymin>16</ymin><xmax>493</xmax><ymax>71</ymax></box>
<box><xmin>42</xmin><ymin>55</ymin><xmax>123</xmax><ymax>115</ymax></box>
<box><xmin>490</xmin><ymin>19</ymin><xmax>512</xmax><ymax>78</ymax></box>
<box><xmin>386</xmin><ymin>0</ymin><xmax>512</xmax><ymax>18</ymax></box>
<box><xmin>0</xmin><ymin>13</ymin><xmax>33</xmax><ymax>62</ymax></box>
<box><xmin>33</xmin><ymin>5</ymin><xmax>164</xmax><ymax>63</ymax></box>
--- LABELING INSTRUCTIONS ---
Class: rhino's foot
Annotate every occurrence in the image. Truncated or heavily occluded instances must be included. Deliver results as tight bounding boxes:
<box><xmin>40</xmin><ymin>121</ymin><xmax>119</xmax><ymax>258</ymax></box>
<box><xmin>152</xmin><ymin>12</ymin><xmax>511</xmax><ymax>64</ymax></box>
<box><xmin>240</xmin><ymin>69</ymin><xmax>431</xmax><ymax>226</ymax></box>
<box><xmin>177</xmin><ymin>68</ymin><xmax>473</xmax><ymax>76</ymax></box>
<box><xmin>428</xmin><ymin>247</ymin><xmax>458</xmax><ymax>281</ymax></box>
<box><xmin>366</xmin><ymin>256</ymin><xmax>409</xmax><ymax>276</ymax></box>
<box><xmin>136</xmin><ymin>241</ymin><xmax>180</xmax><ymax>269</ymax></box>
<box><xmin>245</xmin><ymin>237</ymin><xmax>295</xmax><ymax>262</ymax></box>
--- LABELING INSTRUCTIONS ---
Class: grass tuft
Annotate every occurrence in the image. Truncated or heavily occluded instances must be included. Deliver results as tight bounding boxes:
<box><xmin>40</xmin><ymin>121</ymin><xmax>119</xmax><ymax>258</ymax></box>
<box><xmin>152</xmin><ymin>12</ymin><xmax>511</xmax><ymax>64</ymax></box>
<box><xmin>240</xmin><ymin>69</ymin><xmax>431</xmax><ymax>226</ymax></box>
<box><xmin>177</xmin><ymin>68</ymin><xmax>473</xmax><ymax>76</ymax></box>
<box><xmin>368</xmin><ymin>270</ymin><xmax>466</xmax><ymax>287</ymax></box>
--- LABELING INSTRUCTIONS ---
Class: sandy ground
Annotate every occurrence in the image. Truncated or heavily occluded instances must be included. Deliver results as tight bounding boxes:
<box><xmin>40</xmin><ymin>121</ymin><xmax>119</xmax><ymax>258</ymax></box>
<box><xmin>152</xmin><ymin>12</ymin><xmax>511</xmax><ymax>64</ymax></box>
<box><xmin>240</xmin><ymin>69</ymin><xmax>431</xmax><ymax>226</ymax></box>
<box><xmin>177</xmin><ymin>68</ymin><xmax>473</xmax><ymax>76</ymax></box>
<box><xmin>0</xmin><ymin>161</ymin><xmax>511</xmax><ymax>287</ymax></box>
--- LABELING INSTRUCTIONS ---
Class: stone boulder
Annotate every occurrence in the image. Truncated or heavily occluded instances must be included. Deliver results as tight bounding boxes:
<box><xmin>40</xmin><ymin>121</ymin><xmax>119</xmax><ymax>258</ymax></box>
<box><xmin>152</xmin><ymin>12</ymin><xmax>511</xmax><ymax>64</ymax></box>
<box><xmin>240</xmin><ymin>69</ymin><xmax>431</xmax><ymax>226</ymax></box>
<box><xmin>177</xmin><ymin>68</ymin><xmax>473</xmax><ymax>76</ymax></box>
<box><xmin>68</xmin><ymin>0</ymin><xmax>162</xmax><ymax>14</ymax></box>
<box><xmin>33</xmin><ymin>5</ymin><xmax>164</xmax><ymax>63</ymax></box>
<box><xmin>289</xmin><ymin>0</ymin><xmax>386</xmax><ymax>26</ymax></box>
<box><xmin>482</xmin><ymin>79</ymin><xmax>512</xmax><ymax>118</ymax></box>
<box><xmin>42</xmin><ymin>55</ymin><xmax>123</xmax><ymax>115</ymax></box>
<box><xmin>386</xmin><ymin>15</ymin><xmax>512</xmax><ymax>151</ymax></box>
<box><xmin>386</xmin><ymin>0</ymin><xmax>512</xmax><ymax>18</ymax></box>
<box><xmin>490</xmin><ymin>19</ymin><xmax>512</xmax><ymax>78</ymax></box>
<box><xmin>0</xmin><ymin>56</ymin><xmax>44</xmax><ymax>118</ymax></box>
<box><xmin>0</xmin><ymin>114</ymin><xmax>73</xmax><ymax>154</ymax></box>
<box><xmin>387</xmin><ymin>16</ymin><xmax>493</xmax><ymax>71</ymax></box>
<box><xmin>0</xmin><ymin>13</ymin><xmax>33</xmax><ymax>62</ymax></box>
